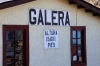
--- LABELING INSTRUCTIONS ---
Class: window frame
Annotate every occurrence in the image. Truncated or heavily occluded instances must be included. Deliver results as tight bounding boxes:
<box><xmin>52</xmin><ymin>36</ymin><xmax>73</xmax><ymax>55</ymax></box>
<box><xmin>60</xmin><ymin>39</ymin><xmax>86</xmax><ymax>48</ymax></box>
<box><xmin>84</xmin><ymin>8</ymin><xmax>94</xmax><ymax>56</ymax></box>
<box><xmin>0</xmin><ymin>0</ymin><xmax>34</xmax><ymax>9</ymax></box>
<box><xmin>70</xmin><ymin>26</ymin><xmax>87</xmax><ymax>66</ymax></box>
<box><xmin>3</xmin><ymin>25</ymin><xmax>29</xmax><ymax>66</ymax></box>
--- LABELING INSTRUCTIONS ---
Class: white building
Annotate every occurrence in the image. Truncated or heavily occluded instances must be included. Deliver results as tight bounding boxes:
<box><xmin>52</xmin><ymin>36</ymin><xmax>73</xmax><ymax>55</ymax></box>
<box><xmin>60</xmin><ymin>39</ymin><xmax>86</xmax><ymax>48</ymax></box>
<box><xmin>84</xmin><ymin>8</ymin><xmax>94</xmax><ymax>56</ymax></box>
<box><xmin>0</xmin><ymin>0</ymin><xmax>100</xmax><ymax>66</ymax></box>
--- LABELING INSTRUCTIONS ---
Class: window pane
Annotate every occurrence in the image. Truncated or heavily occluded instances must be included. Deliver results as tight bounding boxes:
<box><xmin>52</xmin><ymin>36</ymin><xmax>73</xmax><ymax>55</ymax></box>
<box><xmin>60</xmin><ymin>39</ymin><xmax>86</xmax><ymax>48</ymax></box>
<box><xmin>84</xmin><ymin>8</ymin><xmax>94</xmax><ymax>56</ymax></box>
<box><xmin>73</xmin><ymin>55</ymin><xmax>77</xmax><ymax>62</ymax></box>
<box><xmin>6</xmin><ymin>42</ymin><xmax>14</xmax><ymax>51</ymax></box>
<box><xmin>6</xmin><ymin>52</ymin><xmax>14</xmax><ymax>57</ymax></box>
<box><xmin>78</xmin><ymin>47</ymin><xmax>82</xmax><ymax>62</ymax></box>
<box><xmin>78</xmin><ymin>50</ymin><xmax>81</xmax><ymax>56</ymax></box>
<box><xmin>15</xmin><ymin>30</ymin><xmax>23</xmax><ymax>40</ymax></box>
<box><xmin>72</xmin><ymin>31</ymin><xmax>76</xmax><ymax>38</ymax></box>
<box><xmin>72</xmin><ymin>39</ymin><xmax>76</xmax><ymax>45</ymax></box>
<box><xmin>15</xmin><ymin>41</ymin><xmax>23</xmax><ymax>50</ymax></box>
<box><xmin>77</xmin><ymin>31</ymin><xmax>81</xmax><ymax>38</ymax></box>
<box><xmin>78</xmin><ymin>47</ymin><xmax>81</xmax><ymax>56</ymax></box>
<box><xmin>15</xmin><ymin>51</ymin><xmax>23</xmax><ymax>60</ymax></box>
<box><xmin>6</xmin><ymin>62</ymin><xmax>14</xmax><ymax>66</ymax></box>
<box><xmin>6</xmin><ymin>52</ymin><xmax>14</xmax><ymax>62</ymax></box>
<box><xmin>15</xmin><ymin>61</ymin><xmax>23</xmax><ymax>66</ymax></box>
<box><xmin>6</xmin><ymin>31</ymin><xmax>14</xmax><ymax>40</ymax></box>
<box><xmin>77</xmin><ymin>39</ymin><xmax>81</xmax><ymax>45</ymax></box>
<box><xmin>78</xmin><ymin>56</ymin><xmax>82</xmax><ymax>62</ymax></box>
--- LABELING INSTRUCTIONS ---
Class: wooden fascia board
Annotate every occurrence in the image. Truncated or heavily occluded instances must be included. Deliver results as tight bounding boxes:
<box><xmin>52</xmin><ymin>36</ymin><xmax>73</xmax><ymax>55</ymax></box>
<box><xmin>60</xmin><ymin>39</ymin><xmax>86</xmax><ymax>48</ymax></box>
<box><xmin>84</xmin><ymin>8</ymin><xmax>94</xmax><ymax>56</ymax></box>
<box><xmin>0</xmin><ymin>0</ymin><xmax>35</xmax><ymax>9</ymax></box>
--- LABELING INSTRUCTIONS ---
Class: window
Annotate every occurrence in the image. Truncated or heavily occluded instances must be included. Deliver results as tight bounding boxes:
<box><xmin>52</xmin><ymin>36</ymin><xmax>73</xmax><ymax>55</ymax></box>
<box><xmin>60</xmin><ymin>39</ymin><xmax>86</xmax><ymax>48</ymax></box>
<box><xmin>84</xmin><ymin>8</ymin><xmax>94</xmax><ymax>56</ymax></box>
<box><xmin>3</xmin><ymin>25</ymin><xmax>29</xmax><ymax>66</ymax></box>
<box><xmin>70</xmin><ymin>26</ymin><xmax>87</xmax><ymax>66</ymax></box>
<box><xmin>0</xmin><ymin>0</ymin><xmax>33</xmax><ymax>9</ymax></box>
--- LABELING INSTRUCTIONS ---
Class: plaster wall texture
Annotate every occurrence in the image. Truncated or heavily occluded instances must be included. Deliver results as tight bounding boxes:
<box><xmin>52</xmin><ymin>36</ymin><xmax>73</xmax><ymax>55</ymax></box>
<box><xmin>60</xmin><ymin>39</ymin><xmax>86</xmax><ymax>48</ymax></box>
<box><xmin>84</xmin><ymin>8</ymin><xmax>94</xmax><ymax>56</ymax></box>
<box><xmin>0</xmin><ymin>0</ymin><xmax>100</xmax><ymax>66</ymax></box>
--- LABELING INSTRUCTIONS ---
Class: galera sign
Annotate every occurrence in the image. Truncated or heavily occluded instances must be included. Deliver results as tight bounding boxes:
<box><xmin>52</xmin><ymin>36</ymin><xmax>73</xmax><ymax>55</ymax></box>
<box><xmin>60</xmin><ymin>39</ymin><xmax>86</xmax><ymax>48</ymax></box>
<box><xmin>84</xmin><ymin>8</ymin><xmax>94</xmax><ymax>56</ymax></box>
<box><xmin>29</xmin><ymin>8</ymin><xmax>70</xmax><ymax>26</ymax></box>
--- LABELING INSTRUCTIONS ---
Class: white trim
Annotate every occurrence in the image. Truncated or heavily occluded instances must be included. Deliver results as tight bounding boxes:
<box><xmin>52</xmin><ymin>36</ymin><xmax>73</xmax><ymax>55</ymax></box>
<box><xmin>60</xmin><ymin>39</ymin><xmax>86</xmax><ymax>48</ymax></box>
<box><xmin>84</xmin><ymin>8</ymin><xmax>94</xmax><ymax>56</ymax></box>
<box><xmin>0</xmin><ymin>0</ymin><xmax>12</xmax><ymax>3</ymax></box>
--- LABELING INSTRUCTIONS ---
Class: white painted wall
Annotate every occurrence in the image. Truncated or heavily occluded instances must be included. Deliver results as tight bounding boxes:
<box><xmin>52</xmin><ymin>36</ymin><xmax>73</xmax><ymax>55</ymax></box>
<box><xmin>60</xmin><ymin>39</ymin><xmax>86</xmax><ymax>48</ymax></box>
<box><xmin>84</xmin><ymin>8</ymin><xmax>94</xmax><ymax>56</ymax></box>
<box><xmin>0</xmin><ymin>0</ymin><xmax>100</xmax><ymax>66</ymax></box>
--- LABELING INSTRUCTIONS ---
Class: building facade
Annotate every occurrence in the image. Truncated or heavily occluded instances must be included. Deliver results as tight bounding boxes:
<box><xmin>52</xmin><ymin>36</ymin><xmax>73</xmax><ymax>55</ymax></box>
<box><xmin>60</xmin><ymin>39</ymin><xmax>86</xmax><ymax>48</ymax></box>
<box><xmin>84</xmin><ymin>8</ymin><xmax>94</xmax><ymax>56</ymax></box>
<box><xmin>0</xmin><ymin>0</ymin><xmax>100</xmax><ymax>66</ymax></box>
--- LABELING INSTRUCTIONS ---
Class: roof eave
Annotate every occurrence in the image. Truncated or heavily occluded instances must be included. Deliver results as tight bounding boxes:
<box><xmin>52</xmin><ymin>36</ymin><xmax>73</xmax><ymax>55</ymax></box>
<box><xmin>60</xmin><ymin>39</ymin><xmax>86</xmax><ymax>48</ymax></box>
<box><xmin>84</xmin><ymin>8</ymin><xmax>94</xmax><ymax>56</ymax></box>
<box><xmin>0</xmin><ymin>0</ymin><xmax>35</xmax><ymax>9</ymax></box>
<box><xmin>69</xmin><ymin>0</ymin><xmax>100</xmax><ymax>16</ymax></box>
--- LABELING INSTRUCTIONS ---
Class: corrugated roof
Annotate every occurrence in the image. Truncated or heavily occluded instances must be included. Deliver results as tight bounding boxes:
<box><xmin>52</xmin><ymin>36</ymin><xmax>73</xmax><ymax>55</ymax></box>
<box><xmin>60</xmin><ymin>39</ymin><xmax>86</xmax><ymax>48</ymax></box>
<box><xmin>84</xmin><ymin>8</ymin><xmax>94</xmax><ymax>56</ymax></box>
<box><xmin>84</xmin><ymin>0</ymin><xmax>100</xmax><ymax>8</ymax></box>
